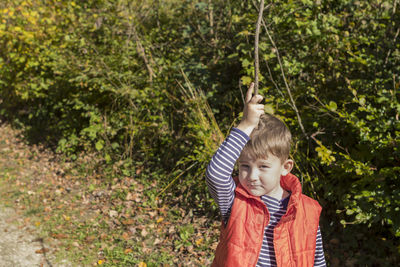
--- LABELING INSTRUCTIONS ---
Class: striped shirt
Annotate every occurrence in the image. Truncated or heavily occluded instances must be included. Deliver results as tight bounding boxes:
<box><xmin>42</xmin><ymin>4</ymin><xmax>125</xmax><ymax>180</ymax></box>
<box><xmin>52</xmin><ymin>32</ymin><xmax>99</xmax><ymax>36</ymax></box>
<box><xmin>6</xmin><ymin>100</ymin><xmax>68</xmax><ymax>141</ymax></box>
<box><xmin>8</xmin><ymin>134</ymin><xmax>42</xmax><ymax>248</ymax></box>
<box><xmin>206</xmin><ymin>127</ymin><xmax>326</xmax><ymax>267</ymax></box>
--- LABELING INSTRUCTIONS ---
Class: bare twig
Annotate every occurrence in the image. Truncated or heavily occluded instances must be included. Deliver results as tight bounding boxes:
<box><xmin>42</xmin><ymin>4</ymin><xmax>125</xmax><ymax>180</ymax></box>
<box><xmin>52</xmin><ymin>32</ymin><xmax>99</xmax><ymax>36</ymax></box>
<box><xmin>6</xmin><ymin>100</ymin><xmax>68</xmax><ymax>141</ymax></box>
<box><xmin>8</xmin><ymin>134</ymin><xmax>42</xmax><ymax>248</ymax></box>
<box><xmin>394</xmin><ymin>73</ymin><xmax>396</xmax><ymax>93</ymax></box>
<box><xmin>261</xmin><ymin>19</ymin><xmax>309</xmax><ymax>139</ymax></box>
<box><xmin>311</xmin><ymin>129</ymin><xmax>325</xmax><ymax>139</ymax></box>
<box><xmin>156</xmin><ymin>162</ymin><xmax>197</xmax><ymax>198</ymax></box>
<box><xmin>208</xmin><ymin>0</ymin><xmax>214</xmax><ymax>37</ymax></box>
<box><xmin>263</xmin><ymin>57</ymin><xmax>286</xmax><ymax>101</ymax></box>
<box><xmin>254</xmin><ymin>0</ymin><xmax>265</xmax><ymax>95</ymax></box>
<box><xmin>239</xmin><ymin>79</ymin><xmax>245</xmax><ymax>105</ymax></box>
<box><xmin>384</xmin><ymin>27</ymin><xmax>400</xmax><ymax>66</ymax></box>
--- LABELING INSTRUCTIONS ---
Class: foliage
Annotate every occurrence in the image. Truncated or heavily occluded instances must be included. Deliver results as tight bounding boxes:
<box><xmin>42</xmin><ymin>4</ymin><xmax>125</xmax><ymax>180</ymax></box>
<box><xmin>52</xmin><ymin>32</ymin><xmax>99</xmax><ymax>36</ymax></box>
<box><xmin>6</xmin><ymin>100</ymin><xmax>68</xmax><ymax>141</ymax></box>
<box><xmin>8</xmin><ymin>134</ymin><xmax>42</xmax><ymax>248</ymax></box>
<box><xmin>0</xmin><ymin>0</ymin><xmax>399</xmax><ymax>265</ymax></box>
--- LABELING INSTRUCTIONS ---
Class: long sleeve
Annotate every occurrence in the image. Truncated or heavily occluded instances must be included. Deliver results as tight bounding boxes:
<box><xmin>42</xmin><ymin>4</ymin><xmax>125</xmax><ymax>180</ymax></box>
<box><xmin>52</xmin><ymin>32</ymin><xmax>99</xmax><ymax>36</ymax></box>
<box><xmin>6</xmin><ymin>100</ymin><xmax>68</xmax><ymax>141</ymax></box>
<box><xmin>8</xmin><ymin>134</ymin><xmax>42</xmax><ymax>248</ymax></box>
<box><xmin>314</xmin><ymin>226</ymin><xmax>327</xmax><ymax>266</ymax></box>
<box><xmin>205</xmin><ymin>127</ymin><xmax>250</xmax><ymax>222</ymax></box>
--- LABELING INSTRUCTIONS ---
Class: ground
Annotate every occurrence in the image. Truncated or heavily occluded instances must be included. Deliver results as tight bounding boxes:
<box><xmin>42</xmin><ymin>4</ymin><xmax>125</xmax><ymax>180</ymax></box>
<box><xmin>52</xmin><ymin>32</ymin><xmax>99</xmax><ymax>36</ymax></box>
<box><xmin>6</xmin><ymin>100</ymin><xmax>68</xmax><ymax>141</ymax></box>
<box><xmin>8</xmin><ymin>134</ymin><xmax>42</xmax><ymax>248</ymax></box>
<box><xmin>0</xmin><ymin>120</ymin><xmax>219</xmax><ymax>266</ymax></box>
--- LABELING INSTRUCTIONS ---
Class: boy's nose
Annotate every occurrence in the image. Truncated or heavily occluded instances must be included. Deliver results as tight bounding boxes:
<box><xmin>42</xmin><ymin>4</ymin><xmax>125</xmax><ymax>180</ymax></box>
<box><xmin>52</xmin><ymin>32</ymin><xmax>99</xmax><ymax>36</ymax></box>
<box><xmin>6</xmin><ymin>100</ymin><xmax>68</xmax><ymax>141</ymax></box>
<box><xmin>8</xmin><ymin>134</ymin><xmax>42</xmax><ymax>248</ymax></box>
<box><xmin>248</xmin><ymin>169</ymin><xmax>258</xmax><ymax>181</ymax></box>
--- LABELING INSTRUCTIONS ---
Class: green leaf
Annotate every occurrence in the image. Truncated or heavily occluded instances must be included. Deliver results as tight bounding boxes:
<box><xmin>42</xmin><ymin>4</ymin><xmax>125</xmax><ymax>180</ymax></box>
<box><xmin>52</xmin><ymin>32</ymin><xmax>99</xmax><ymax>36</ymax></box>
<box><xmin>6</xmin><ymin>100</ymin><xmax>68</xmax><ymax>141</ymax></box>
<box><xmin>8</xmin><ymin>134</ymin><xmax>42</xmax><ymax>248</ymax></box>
<box><xmin>95</xmin><ymin>140</ymin><xmax>104</xmax><ymax>151</ymax></box>
<box><xmin>328</xmin><ymin>101</ymin><xmax>337</xmax><ymax>111</ymax></box>
<box><xmin>241</xmin><ymin>76</ymin><xmax>252</xmax><ymax>86</ymax></box>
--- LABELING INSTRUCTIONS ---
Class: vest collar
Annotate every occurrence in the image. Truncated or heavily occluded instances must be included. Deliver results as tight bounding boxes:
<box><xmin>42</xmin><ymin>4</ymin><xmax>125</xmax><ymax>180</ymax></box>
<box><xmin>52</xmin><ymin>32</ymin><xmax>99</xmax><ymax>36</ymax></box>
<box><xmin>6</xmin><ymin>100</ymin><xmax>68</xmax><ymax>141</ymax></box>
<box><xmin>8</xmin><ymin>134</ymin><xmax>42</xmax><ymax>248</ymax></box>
<box><xmin>280</xmin><ymin>173</ymin><xmax>302</xmax><ymax>220</ymax></box>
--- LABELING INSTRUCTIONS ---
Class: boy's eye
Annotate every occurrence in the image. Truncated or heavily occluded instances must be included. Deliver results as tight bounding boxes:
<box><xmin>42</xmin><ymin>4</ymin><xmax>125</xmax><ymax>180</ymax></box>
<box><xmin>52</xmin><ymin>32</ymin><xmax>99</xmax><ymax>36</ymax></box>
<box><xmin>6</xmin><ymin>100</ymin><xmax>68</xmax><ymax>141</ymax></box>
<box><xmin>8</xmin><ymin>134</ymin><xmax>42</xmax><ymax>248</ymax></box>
<box><xmin>240</xmin><ymin>164</ymin><xmax>249</xmax><ymax>169</ymax></box>
<box><xmin>260</xmin><ymin>165</ymin><xmax>270</xmax><ymax>169</ymax></box>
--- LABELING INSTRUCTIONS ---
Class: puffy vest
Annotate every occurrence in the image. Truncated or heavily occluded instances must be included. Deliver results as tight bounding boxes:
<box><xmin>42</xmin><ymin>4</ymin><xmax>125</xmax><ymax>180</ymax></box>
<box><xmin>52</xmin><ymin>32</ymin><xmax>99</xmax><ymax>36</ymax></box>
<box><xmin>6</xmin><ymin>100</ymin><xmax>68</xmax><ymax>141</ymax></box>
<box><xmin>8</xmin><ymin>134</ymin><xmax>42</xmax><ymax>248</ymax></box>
<box><xmin>212</xmin><ymin>173</ymin><xmax>322</xmax><ymax>267</ymax></box>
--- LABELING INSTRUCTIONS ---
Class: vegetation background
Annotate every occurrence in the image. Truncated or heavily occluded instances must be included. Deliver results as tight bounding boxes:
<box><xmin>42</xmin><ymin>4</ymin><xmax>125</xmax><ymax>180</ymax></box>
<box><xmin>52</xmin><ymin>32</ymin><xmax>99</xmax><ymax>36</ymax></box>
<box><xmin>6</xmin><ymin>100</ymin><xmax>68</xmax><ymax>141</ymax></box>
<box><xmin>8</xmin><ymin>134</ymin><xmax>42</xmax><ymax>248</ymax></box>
<box><xmin>0</xmin><ymin>0</ymin><xmax>399</xmax><ymax>265</ymax></box>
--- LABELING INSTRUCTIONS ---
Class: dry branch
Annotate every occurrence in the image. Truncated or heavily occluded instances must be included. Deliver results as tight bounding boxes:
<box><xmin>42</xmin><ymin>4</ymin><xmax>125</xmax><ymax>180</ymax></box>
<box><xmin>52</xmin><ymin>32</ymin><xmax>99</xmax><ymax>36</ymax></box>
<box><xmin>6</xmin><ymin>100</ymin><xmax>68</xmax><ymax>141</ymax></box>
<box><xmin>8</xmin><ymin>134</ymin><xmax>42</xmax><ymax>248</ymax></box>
<box><xmin>261</xmin><ymin>18</ymin><xmax>308</xmax><ymax>139</ymax></box>
<box><xmin>254</xmin><ymin>0</ymin><xmax>265</xmax><ymax>95</ymax></box>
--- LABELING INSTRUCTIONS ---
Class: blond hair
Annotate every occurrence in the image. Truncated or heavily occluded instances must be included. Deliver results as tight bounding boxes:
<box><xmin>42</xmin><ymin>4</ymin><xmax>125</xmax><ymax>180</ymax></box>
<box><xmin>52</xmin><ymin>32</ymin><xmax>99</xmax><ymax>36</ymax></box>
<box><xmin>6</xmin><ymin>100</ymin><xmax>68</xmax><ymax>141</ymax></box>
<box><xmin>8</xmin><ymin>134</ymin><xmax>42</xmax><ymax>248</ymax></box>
<box><xmin>241</xmin><ymin>114</ymin><xmax>292</xmax><ymax>163</ymax></box>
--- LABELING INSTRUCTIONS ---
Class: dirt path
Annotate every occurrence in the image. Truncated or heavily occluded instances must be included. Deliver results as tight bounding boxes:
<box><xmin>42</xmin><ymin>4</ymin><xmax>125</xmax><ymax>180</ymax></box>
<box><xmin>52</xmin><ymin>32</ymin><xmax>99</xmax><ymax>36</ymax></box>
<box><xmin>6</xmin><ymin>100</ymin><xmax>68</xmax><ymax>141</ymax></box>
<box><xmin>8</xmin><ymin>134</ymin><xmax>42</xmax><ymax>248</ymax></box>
<box><xmin>0</xmin><ymin>206</ymin><xmax>53</xmax><ymax>266</ymax></box>
<box><xmin>0</xmin><ymin>122</ymin><xmax>71</xmax><ymax>266</ymax></box>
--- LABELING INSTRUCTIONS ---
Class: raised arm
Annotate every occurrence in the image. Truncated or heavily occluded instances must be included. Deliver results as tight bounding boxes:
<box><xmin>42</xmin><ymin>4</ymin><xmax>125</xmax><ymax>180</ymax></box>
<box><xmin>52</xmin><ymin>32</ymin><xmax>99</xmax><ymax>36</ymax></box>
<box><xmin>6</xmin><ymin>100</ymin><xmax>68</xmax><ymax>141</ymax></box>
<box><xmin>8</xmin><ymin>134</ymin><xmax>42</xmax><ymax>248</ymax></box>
<box><xmin>206</xmin><ymin>83</ymin><xmax>265</xmax><ymax>222</ymax></box>
<box><xmin>205</xmin><ymin>128</ymin><xmax>250</xmax><ymax>222</ymax></box>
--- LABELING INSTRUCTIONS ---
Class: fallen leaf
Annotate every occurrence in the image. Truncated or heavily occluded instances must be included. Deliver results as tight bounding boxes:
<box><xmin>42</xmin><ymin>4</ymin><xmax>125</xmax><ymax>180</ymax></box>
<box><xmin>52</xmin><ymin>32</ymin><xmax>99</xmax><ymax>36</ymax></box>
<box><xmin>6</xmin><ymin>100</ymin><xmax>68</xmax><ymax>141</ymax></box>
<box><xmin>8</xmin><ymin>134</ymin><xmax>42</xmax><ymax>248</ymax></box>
<box><xmin>51</xmin><ymin>233</ymin><xmax>68</xmax><ymax>239</ymax></box>
<box><xmin>195</xmin><ymin>238</ymin><xmax>204</xmax><ymax>246</ymax></box>
<box><xmin>141</xmin><ymin>228</ymin><xmax>148</xmax><ymax>237</ymax></box>
<box><xmin>128</xmin><ymin>226</ymin><xmax>136</xmax><ymax>234</ymax></box>
<box><xmin>35</xmin><ymin>248</ymin><xmax>50</xmax><ymax>254</ymax></box>
<box><xmin>125</xmin><ymin>192</ymin><xmax>134</xmax><ymax>201</ymax></box>
<box><xmin>122</xmin><ymin>232</ymin><xmax>130</xmax><ymax>240</ymax></box>
<box><xmin>85</xmin><ymin>235</ymin><xmax>96</xmax><ymax>242</ymax></box>
<box><xmin>138</xmin><ymin>262</ymin><xmax>147</xmax><ymax>267</ymax></box>
<box><xmin>135</xmin><ymin>167</ymin><xmax>143</xmax><ymax>175</ymax></box>
<box><xmin>124</xmin><ymin>248</ymin><xmax>132</xmax><ymax>254</ymax></box>
<box><xmin>109</xmin><ymin>210</ymin><xmax>118</xmax><ymax>218</ymax></box>
<box><xmin>122</xmin><ymin>219</ymin><xmax>134</xmax><ymax>225</ymax></box>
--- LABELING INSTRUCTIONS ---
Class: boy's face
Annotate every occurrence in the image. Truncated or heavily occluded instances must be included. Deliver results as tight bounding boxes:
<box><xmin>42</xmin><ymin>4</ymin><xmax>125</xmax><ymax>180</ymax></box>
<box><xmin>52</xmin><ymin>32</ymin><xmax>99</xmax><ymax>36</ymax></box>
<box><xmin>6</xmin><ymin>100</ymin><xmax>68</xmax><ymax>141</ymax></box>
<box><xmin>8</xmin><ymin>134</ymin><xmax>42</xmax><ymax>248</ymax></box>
<box><xmin>238</xmin><ymin>152</ymin><xmax>293</xmax><ymax>197</ymax></box>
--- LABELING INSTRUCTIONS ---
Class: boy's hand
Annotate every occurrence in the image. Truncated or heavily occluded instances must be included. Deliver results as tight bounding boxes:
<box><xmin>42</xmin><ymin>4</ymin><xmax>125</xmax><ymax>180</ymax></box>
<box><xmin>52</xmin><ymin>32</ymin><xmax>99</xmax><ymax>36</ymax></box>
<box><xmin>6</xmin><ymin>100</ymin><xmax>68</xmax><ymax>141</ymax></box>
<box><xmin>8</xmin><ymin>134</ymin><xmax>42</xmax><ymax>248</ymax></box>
<box><xmin>237</xmin><ymin>82</ymin><xmax>264</xmax><ymax>136</ymax></box>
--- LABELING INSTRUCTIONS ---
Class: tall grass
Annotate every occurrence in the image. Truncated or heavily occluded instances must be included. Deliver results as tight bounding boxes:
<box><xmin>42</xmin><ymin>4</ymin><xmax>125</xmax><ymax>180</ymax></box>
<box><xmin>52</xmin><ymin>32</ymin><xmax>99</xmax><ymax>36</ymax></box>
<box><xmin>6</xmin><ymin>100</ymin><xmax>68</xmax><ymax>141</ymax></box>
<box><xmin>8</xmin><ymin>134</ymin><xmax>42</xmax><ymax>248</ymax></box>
<box><xmin>158</xmin><ymin>71</ymin><xmax>225</xmax><ymax>198</ymax></box>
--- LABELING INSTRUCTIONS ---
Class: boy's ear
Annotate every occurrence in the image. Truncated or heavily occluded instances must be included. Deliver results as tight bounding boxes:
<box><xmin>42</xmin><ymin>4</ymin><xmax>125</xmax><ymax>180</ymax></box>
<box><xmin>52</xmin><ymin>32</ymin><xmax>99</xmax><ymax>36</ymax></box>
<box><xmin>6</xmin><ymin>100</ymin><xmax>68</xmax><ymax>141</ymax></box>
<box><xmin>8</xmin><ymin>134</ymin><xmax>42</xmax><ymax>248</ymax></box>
<box><xmin>281</xmin><ymin>159</ymin><xmax>294</xmax><ymax>176</ymax></box>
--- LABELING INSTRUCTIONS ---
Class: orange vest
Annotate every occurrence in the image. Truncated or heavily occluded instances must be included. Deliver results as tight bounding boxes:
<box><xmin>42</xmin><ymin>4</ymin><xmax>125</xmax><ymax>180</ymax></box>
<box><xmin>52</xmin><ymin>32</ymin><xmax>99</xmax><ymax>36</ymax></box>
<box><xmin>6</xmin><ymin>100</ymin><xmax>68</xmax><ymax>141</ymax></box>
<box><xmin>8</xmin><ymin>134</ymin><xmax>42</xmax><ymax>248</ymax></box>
<box><xmin>212</xmin><ymin>173</ymin><xmax>322</xmax><ymax>267</ymax></box>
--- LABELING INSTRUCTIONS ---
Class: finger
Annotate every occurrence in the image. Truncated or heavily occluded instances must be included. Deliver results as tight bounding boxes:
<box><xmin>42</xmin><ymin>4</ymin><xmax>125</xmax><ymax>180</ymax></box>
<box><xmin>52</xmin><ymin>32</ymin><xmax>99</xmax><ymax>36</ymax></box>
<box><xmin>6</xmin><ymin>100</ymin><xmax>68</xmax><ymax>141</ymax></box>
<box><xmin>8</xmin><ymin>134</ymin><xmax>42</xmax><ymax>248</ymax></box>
<box><xmin>254</xmin><ymin>104</ymin><xmax>265</xmax><ymax>110</ymax></box>
<box><xmin>245</xmin><ymin>82</ymin><xmax>254</xmax><ymax>103</ymax></box>
<box><xmin>250</xmin><ymin>94</ymin><xmax>263</xmax><ymax>104</ymax></box>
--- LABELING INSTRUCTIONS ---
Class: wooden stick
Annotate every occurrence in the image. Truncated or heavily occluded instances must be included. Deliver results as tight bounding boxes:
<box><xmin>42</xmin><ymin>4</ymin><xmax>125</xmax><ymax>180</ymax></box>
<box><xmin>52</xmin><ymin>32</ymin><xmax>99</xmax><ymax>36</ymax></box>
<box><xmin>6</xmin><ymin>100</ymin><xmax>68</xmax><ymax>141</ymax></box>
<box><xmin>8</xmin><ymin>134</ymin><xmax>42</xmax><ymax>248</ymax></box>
<box><xmin>254</xmin><ymin>0</ymin><xmax>265</xmax><ymax>95</ymax></box>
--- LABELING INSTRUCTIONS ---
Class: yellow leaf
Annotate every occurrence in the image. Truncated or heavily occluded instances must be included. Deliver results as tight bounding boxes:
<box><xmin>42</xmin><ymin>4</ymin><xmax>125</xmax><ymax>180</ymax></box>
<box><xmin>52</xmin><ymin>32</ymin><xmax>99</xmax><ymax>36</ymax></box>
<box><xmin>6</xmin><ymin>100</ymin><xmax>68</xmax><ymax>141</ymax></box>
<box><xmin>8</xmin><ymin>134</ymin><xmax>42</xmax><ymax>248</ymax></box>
<box><xmin>195</xmin><ymin>238</ymin><xmax>204</xmax><ymax>246</ymax></box>
<box><xmin>35</xmin><ymin>221</ymin><xmax>41</xmax><ymax>227</ymax></box>
<box><xmin>156</xmin><ymin>217</ymin><xmax>164</xmax><ymax>223</ymax></box>
<box><xmin>124</xmin><ymin>248</ymin><xmax>133</xmax><ymax>254</ymax></box>
<box><xmin>138</xmin><ymin>262</ymin><xmax>147</xmax><ymax>267</ymax></box>
<box><xmin>97</xmin><ymin>259</ymin><xmax>104</xmax><ymax>265</ymax></box>
<box><xmin>241</xmin><ymin>76</ymin><xmax>252</xmax><ymax>86</ymax></box>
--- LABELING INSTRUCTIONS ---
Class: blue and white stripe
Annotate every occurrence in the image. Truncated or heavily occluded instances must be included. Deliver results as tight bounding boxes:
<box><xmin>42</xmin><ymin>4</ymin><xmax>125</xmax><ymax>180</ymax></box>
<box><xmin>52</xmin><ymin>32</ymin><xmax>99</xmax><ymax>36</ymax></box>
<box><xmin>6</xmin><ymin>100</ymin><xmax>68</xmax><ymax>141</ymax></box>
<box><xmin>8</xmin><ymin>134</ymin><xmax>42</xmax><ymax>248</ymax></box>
<box><xmin>206</xmin><ymin>127</ymin><xmax>326</xmax><ymax>267</ymax></box>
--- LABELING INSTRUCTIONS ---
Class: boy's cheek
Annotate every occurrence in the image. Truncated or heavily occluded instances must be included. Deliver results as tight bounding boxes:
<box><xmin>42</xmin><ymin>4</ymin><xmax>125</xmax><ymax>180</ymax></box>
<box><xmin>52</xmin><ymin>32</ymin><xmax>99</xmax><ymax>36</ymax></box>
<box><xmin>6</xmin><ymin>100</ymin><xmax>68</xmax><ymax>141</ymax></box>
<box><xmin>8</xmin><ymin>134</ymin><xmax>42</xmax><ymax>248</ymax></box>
<box><xmin>238</xmin><ymin>171</ymin><xmax>247</xmax><ymax>180</ymax></box>
<box><xmin>238</xmin><ymin>174</ymin><xmax>246</xmax><ymax>184</ymax></box>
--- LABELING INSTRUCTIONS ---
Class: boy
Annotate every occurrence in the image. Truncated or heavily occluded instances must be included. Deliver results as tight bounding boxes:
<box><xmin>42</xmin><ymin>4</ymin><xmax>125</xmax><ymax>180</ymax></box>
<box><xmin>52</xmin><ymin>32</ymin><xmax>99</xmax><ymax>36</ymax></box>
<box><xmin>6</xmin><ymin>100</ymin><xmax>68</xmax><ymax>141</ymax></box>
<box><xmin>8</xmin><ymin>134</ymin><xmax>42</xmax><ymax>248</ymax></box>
<box><xmin>206</xmin><ymin>83</ymin><xmax>326</xmax><ymax>266</ymax></box>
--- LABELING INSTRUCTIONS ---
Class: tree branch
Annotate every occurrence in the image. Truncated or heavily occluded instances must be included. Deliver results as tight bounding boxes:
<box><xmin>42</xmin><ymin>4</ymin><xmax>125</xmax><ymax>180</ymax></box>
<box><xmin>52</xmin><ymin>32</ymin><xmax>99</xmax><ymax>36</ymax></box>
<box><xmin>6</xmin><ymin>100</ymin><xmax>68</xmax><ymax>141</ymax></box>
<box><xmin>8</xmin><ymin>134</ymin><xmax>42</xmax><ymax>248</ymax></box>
<box><xmin>254</xmin><ymin>0</ymin><xmax>264</xmax><ymax>95</ymax></box>
<box><xmin>261</xmin><ymin>19</ymin><xmax>309</xmax><ymax>139</ymax></box>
